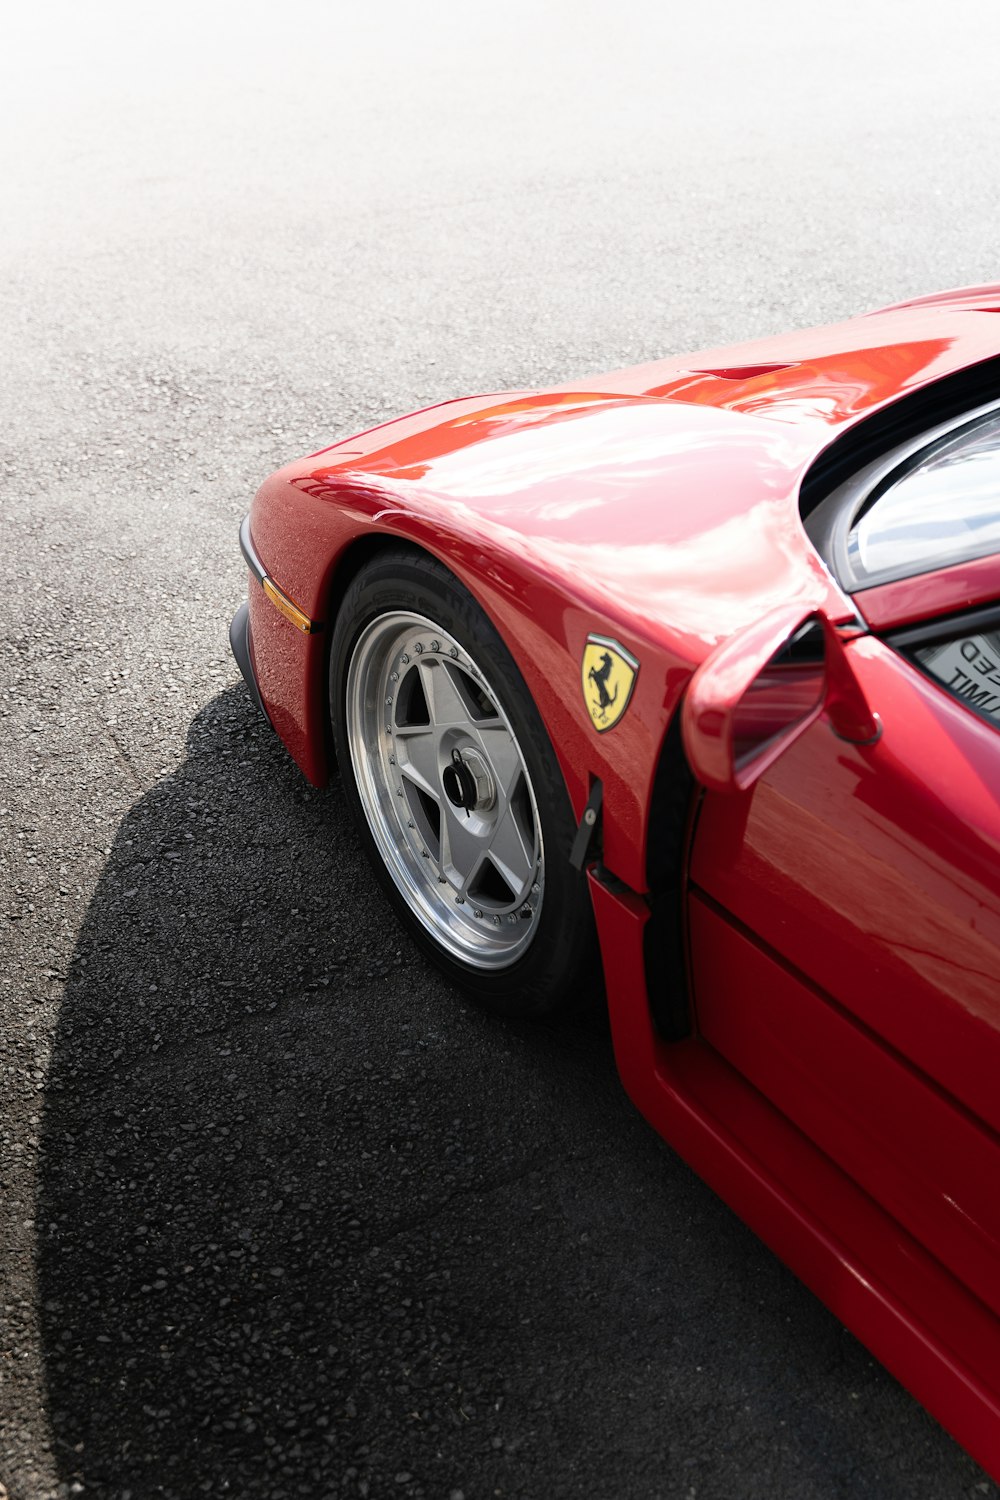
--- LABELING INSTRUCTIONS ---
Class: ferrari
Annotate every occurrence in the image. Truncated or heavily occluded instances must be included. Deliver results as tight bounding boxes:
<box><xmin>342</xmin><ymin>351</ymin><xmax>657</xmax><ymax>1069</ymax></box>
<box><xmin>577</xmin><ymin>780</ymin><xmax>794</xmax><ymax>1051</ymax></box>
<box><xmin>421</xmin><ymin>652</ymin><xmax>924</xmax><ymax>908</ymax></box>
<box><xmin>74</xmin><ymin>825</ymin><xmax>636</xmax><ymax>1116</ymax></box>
<box><xmin>231</xmin><ymin>285</ymin><xmax>1000</xmax><ymax>1479</ymax></box>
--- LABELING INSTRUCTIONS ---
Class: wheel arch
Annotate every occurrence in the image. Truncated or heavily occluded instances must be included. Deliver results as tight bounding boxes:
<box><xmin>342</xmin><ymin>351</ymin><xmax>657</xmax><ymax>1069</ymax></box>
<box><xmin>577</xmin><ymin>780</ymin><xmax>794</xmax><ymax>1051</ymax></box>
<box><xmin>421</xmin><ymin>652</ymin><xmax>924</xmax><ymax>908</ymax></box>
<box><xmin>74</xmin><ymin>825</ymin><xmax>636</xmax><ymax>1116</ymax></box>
<box><xmin>279</xmin><ymin>485</ymin><xmax>684</xmax><ymax>897</ymax></box>
<box><xmin>311</xmin><ymin>532</ymin><xmax>439</xmax><ymax>778</ymax></box>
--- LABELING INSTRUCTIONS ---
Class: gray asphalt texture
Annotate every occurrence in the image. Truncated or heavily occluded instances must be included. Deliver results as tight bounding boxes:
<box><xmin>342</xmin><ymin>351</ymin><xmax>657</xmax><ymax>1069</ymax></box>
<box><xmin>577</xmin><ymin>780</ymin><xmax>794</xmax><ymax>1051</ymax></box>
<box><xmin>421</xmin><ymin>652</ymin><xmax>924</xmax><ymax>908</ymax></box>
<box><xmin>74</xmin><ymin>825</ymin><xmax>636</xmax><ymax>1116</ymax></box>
<box><xmin>3</xmin><ymin>4</ymin><xmax>1000</xmax><ymax>1497</ymax></box>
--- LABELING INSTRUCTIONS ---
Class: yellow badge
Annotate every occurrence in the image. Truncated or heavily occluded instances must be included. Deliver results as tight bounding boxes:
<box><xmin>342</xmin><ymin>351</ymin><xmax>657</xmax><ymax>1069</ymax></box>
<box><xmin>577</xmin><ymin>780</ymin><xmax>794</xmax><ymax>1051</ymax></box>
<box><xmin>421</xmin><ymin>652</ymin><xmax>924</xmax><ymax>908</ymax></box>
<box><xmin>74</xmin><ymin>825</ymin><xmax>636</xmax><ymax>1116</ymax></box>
<box><xmin>581</xmin><ymin>635</ymin><xmax>639</xmax><ymax>732</ymax></box>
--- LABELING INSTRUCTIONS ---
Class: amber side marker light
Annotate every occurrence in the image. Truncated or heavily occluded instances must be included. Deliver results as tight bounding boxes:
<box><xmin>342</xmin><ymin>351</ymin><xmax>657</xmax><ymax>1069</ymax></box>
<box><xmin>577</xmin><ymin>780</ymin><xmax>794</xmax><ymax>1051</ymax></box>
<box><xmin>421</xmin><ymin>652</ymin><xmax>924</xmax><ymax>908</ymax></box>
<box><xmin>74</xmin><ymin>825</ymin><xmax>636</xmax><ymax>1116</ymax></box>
<box><xmin>239</xmin><ymin>514</ymin><xmax>322</xmax><ymax>634</ymax></box>
<box><xmin>261</xmin><ymin>577</ymin><xmax>317</xmax><ymax>634</ymax></box>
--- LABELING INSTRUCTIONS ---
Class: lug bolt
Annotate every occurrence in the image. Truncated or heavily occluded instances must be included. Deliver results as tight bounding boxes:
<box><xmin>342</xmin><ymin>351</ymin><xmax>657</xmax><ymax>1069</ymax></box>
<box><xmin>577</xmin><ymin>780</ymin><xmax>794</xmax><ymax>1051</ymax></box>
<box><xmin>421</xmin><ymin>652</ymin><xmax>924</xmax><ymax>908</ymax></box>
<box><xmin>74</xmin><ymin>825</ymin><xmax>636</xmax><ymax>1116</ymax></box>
<box><xmin>386</xmin><ymin>697</ymin><xmax>393</xmax><ymax>706</ymax></box>
<box><xmin>415</xmin><ymin>643</ymin><xmax>424</xmax><ymax>654</ymax></box>
<box><xmin>531</xmin><ymin>882</ymin><xmax>540</xmax><ymax>894</ymax></box>
<box><xmin>449</xmin><ymin>646</ymin><xmax>459</xmax><ymax>658</ymax></box>
<box><xmin>401</xmin><ymin>653</ymin><xmax>409</xmax><ymax>664</ymax></box>
<box><xmin>474</xmin><ymin>908</ymin><xmax>483</xmax><ymax>919</ymax></box>
<box><xmin>492</xmin><ymin>915</ymin><xmax>501</xmax><ymax>927</ymax></box>
<box><xmin>421</xmin><ymin>850</ymin><xmax>429</xmax><ymax>858</ymax></box>
<box><xmin>388</xmin><ymin>755</ymin><xmax>396</xmax><ymax>765</ymax></box>
<box><xmin>438</xmin><ymin>876</ymin><xmax>447</xmax><ymax>884</ymax></box>
<box><xmin>455</xmin><ymin>895</ymin><xmax>465</xmax><ymax>904</ymax></box>
<box><xmin>430</xmin><ymin>639</ymin><xmax>440</xmax><ymax>652</ymax></box>
<box><xmin>507</xmin><ymin>913</ymin><xmax>517</xmax><ymax>924</ymax></box>
<box><xmin>407</xmin><ymin>820</ymin><xmax>415</xmax><ymax>829</ymax></box>
<box><xmin>391</xmin><ymin>671</ymin><xmax>399</xmax><ymax>682</ymax></box>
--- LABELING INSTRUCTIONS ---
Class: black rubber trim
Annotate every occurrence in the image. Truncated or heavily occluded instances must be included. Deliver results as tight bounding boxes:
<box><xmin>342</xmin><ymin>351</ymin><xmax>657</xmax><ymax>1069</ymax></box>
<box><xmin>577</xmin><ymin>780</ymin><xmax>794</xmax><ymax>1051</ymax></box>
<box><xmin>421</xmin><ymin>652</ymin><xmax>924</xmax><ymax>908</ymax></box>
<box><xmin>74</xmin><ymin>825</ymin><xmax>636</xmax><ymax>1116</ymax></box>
<box><xmin>644</xmin><ymin>715</ymin><xmax>697</xmax><ymax>1042</ymax></box>
<box><xmin>229</xmin><ymin>600</ymin><xmax>272</xmax><ymax>726</ymax></box>
<box><xmin>888</xmin><ymin>602</ymin><xmax>1000</xmax><ymax>653</ymax></box>
<box><xmin>569</xmin><ymin>780</ymin><xmax>603</xmax><ymax>871</ymax></box>
<box><xmin>239</xmin><ymin>513</ymin><xmax>267</xmax><ymax>587</ymax></box>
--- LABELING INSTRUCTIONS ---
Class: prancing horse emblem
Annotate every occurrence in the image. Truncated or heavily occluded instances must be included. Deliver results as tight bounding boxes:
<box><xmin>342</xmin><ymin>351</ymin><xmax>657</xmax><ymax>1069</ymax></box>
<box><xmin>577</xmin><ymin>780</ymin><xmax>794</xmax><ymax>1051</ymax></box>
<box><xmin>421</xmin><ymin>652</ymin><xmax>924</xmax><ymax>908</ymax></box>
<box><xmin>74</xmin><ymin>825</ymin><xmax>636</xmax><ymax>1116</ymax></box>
<box><xmin>581</xmin><ymin>635</ymin><xmax>639</xmax><ymax>732</ymax></box>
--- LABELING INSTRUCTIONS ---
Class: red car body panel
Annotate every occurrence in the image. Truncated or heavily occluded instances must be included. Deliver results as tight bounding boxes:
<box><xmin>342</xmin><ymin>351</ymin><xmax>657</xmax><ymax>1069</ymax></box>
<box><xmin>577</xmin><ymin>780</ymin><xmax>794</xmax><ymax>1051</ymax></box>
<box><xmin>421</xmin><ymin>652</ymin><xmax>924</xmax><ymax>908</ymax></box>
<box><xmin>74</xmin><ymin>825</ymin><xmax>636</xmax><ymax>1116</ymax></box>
<box><xmin>240</xmin><ymin>291</ymin><xmax>1000</xmax><ymax>1478</ymax></box>
<box><xmin>855</xmin><ymin>551</ymin><xmax>1000</xmax><ymax>631</ymax></box>
<box><xmin>594</xmin><ymin>878</ymin><xmax>1000</xmax><ymax>1475</ymax></box>
<box><xmin>693</xmin><ymin>636</ymin><xmax>1000</xmax><ymax>1275</ymax></box>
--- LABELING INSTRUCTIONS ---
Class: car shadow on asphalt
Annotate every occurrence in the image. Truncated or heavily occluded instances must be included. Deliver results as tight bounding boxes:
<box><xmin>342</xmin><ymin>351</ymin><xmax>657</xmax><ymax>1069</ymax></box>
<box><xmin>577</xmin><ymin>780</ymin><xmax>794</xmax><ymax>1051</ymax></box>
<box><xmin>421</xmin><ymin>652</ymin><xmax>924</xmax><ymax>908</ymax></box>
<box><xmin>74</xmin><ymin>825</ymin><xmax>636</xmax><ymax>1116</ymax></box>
<box><xmin>34</xmin><ymin>687</ymin><xmax>985</xmax><ymax>1500</ymax></box>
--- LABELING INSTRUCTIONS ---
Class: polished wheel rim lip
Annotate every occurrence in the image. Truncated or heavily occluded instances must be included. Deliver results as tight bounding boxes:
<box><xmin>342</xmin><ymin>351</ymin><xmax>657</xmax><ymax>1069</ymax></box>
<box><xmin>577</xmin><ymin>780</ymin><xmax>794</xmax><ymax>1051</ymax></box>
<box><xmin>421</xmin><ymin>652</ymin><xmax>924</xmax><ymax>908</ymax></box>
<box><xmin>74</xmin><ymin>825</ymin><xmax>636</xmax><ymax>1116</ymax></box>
<box><xmin>345</xmin><ymin>610</ymin><xmax>545</xmax><ymax>970</ymax></box>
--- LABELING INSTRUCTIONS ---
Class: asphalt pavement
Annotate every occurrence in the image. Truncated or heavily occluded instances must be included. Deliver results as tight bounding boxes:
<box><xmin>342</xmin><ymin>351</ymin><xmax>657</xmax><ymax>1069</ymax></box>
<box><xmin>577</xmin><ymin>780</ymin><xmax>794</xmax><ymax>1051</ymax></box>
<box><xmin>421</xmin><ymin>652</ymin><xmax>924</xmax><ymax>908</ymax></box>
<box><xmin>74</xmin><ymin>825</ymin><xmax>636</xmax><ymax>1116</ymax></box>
<box><xmin>3</xmin><ymin>3</ymin><xmax>1000</xmax><ymax>1496</ymax></box>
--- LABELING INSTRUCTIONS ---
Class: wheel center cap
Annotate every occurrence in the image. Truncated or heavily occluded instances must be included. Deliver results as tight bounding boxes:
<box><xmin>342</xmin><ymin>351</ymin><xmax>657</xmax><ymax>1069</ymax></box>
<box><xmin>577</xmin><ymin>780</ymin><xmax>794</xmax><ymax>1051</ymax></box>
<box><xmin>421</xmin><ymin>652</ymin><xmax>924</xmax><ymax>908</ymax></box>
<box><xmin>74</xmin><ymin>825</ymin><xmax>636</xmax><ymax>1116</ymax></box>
<box><xmin>443</xmin><ymin>748</ymin><xmax>496</xmax><ymax>813</ymax></box>
<box><xmin>443</xmin><ymin>755</ymin><xmax>478</xmax><ymax>811</ymax></box>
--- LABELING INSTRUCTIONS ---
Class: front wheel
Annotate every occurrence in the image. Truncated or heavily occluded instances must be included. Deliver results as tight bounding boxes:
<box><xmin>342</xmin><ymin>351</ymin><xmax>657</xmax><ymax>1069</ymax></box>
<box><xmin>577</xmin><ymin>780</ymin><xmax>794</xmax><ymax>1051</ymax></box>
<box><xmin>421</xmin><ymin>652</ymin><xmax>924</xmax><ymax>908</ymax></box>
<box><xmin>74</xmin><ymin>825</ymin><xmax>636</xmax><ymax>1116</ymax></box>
<box><xmin>329</xmin><ymin>549</ymin><xmax>599</xmax><ymax>1017</ymax></box>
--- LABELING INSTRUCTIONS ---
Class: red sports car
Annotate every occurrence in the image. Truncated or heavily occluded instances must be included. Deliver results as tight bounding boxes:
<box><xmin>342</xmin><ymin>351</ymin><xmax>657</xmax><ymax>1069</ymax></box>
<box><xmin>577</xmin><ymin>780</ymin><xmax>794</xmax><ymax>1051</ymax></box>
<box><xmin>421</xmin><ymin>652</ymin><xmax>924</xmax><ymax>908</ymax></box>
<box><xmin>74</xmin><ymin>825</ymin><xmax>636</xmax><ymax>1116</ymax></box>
<box><xmin>231</xmin><ymin>285</ymin><xmax>1000</xmax><ymax>1479</ymax></box>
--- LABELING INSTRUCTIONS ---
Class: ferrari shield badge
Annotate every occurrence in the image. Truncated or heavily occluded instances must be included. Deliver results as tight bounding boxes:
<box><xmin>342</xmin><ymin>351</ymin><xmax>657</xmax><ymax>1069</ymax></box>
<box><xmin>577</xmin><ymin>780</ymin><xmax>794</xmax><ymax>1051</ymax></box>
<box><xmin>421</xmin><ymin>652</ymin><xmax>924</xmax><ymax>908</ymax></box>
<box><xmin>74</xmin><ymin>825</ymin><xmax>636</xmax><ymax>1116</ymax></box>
<box><xmin>582</xmin><ymin>635</ymin><xmax>639</xmax><ymax>732</ymax></box>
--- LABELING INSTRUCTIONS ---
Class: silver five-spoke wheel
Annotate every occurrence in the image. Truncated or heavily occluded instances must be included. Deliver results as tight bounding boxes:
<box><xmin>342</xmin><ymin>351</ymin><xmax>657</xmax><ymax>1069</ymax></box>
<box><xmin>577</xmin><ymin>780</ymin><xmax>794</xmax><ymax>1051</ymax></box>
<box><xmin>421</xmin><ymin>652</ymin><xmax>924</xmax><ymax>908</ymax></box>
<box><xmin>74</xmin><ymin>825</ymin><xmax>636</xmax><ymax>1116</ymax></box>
<box><xmin>331</xmin><ymin>550</ymin><xmax>597</xmax><ymax>1015</ymax></box>
<box><xmin>345</xmin><ymin>611</ymin><xmax>544</xmax><ymax>969</ymax></box>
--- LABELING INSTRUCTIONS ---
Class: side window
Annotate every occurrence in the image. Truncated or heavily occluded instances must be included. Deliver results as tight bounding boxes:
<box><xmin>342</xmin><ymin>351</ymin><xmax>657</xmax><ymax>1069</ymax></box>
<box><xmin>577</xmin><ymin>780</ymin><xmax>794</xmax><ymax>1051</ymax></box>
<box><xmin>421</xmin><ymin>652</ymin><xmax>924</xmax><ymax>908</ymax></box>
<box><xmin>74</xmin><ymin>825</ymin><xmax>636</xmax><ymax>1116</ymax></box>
<box><xmin>803</xmin><ymin>397</ymin><xmax>1000</xmax><ymax>598</ymax></box>
<box><xmin>912</xmin><ymin>629</ymin><xmax>1000</xmax><ymax>725</ymax></box>
<box><xmin>848</xmin><ymin>408</ymin><xmax>1000</xmax><ymax>588</ymax></box>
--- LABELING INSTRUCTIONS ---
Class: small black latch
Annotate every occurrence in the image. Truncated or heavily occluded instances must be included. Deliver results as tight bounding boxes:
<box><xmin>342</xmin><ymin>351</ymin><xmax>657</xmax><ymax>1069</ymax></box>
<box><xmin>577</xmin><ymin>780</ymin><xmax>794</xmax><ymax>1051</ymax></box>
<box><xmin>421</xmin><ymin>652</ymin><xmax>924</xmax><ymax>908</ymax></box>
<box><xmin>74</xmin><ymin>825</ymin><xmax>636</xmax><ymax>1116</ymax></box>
<box><xmin>569</xmin><ymin>779</ymin><xmax>603</xmax><ymax>872</ymax></box>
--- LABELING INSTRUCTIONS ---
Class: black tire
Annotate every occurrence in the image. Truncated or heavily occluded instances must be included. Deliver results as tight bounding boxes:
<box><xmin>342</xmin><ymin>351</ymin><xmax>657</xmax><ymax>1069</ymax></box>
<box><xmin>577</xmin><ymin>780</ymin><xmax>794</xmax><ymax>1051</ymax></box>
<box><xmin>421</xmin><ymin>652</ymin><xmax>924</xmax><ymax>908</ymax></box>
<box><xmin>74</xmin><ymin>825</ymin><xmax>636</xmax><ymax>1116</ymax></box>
<box><xmin>329</xmin><ymin>547</ymin><xmax>600</xmax><ymax>1017</ymax></box>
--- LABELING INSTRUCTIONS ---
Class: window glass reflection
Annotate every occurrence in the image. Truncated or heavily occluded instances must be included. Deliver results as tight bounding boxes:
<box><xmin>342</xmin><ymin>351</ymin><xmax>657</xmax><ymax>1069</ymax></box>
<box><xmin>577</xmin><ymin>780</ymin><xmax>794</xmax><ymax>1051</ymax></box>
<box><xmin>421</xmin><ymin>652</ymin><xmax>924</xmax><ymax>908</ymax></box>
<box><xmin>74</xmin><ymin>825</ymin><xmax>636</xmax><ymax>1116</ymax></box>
<box><xmin>849</xmin><ymin>410</ymin><xmax>1000</xmax><ymax>583</ymax></box>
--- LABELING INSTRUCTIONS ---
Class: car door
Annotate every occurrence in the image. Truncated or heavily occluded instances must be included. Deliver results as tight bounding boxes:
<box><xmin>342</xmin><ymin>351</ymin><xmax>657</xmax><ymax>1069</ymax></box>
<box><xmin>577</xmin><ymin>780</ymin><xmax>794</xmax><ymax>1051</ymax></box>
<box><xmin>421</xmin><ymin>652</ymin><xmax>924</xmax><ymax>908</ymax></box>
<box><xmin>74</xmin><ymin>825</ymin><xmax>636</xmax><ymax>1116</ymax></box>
<box><xmin>686</xmin><ymin>400</ymin><xmax>1000</xmax><ymax>1322</ymax></box>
